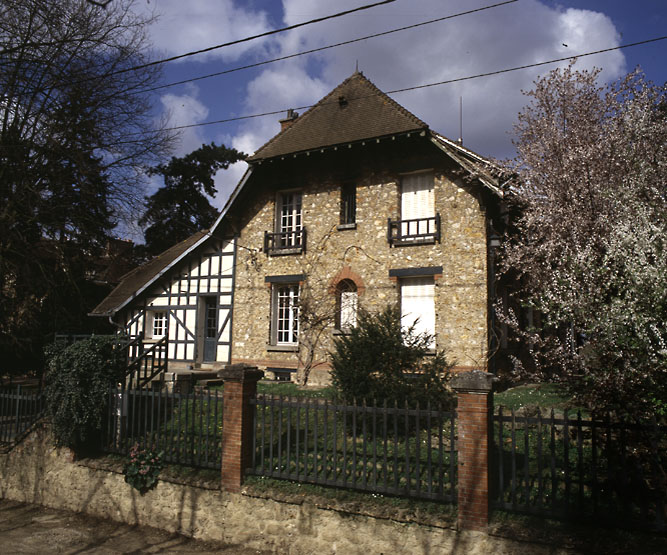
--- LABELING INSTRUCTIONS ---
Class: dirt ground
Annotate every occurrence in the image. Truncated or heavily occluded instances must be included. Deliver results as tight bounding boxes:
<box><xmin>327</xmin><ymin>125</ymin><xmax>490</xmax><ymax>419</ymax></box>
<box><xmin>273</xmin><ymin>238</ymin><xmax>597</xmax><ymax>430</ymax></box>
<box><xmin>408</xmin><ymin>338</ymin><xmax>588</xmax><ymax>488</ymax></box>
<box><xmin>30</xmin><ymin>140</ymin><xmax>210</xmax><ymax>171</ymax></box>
<box><xmin>0</xmin><ymin>499</ymin><xmax>271</xmax><ymax>554</ymax></box>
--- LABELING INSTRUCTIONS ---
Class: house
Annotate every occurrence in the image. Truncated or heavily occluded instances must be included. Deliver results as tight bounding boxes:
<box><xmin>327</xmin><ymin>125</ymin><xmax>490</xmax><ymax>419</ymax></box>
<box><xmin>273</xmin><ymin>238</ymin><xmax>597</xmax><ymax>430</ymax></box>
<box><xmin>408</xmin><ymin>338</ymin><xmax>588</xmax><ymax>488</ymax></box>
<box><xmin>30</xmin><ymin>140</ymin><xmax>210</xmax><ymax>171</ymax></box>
<box><xmin>91</xmin><ymin>71</ymin><xmax>506</xmax><ymax>385</ymax></box>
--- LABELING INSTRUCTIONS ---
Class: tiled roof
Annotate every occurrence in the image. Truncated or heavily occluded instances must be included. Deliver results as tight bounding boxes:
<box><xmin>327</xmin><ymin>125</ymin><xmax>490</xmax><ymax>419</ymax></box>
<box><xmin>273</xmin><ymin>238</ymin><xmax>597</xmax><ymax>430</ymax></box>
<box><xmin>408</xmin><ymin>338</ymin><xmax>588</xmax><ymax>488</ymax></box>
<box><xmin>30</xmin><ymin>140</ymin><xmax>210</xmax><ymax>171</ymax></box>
<box><xmin>249</xmin><ymin>71</ymin><xmax>428</xmax><ymax>161</ymax></box>
<box><xmin>90</xmin><ymin>231</ymin><xmax>207</xmax><ymax>316</ymax></box>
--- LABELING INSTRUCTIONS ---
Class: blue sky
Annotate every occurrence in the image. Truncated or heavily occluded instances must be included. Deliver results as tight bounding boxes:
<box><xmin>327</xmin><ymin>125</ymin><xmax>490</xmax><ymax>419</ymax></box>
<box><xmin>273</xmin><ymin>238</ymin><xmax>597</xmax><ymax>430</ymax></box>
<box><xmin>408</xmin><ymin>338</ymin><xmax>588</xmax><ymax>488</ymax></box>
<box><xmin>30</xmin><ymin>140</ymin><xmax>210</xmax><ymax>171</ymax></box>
<box><xmin>129</xmin><ymin>0</ymin><xmax>666</xmax><ymax>230</ymax></box>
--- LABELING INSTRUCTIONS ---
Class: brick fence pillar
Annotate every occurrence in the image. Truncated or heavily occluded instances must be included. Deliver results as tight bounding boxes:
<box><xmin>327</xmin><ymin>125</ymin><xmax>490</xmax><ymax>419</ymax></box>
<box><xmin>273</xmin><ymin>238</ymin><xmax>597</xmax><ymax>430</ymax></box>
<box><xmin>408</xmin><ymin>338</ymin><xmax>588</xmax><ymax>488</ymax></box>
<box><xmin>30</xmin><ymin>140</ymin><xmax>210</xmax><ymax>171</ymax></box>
<box><xmin>451</xmin><ymin>370</ymin><xmax>495</xmax><ymax>531</ymax></box>
<box><xmin>220</xmin><ymin>364</ymin><xmax>264</xmax><ymax>492</ymax></box>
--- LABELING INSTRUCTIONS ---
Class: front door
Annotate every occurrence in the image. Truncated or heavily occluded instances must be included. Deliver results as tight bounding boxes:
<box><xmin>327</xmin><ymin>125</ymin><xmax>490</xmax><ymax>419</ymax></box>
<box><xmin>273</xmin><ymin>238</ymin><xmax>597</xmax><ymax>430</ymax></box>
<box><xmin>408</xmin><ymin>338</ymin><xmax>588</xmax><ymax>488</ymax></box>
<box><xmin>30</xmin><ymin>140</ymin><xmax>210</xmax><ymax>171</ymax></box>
<box><xmin>203</xmin><ymin>297</ymin><xmax>218</xmax><ymax>362</ymax></box>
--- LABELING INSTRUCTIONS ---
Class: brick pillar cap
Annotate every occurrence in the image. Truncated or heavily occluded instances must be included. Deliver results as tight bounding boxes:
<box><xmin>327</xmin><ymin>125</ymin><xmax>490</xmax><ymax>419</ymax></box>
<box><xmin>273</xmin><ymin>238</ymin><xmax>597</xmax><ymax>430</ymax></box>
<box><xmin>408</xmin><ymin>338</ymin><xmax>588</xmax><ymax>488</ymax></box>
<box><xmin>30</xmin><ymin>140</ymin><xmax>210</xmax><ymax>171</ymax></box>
<box><xmin>451</xmin><ymin>370</ymin><xmax>497</xmax><ymax>393</ymax></box>
<box><xmin>219</xmin><ymin>364</ymin><xmax>264</xmax><ymax>383</ymax></box>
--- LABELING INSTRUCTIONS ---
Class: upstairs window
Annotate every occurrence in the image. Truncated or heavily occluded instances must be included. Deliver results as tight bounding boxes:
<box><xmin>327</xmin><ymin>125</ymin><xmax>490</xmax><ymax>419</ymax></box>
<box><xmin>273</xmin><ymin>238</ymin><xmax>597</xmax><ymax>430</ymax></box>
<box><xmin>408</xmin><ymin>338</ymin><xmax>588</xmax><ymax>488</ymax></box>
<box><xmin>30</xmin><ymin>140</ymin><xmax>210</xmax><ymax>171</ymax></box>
<box><xmin>277</xmin><ymin>191</ymin><xmax>302</xmax><ymax>247</ymax></box>
<box><xmin>340</xmin><ymin>184</ymin><xmax>356</xmax><ymax>227</ymax></box>
<box><xmin>335</xmin><ymin>279</ymin><xmax>358</xmax><ymax>331</ymax></box>
<box><xmin>401</xmin><ymin>171</ymin><xmax>434</xmax><ymax>237</ymax></box>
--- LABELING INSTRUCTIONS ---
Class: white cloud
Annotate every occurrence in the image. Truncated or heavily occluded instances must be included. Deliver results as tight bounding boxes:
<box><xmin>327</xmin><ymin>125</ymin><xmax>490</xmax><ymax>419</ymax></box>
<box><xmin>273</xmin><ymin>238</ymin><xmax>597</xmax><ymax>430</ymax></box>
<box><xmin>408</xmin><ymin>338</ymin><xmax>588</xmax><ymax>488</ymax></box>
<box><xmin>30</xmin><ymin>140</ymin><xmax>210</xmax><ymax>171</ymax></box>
<box><xmin>159</xmin><ymin>87</ymin><xmax>209</xmax><ymax>154</ymax></box>
<box><xmin>138</xmin><ymin>0</ymin><xmax>273</xmax><ymax>62</ymax></box>
<box><xmin>147</xmin><ymin>0</ymin><xmax>628</xmax><ymax>215</ymax></box>
<box><xmin>232</xmin><ymin>0</ymin><xmax>626</xmax><ymax>159</ymax></box>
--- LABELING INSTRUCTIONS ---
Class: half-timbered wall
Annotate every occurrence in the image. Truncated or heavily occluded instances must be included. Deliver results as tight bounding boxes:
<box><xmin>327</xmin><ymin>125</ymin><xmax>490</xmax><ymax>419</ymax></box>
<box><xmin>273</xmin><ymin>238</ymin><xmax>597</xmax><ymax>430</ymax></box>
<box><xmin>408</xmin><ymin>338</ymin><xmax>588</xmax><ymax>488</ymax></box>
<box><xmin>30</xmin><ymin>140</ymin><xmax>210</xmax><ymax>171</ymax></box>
<box><xmin>123</xmin><ymin>237</ymin><xmax>236</xmax><ymax>366</ymax></box>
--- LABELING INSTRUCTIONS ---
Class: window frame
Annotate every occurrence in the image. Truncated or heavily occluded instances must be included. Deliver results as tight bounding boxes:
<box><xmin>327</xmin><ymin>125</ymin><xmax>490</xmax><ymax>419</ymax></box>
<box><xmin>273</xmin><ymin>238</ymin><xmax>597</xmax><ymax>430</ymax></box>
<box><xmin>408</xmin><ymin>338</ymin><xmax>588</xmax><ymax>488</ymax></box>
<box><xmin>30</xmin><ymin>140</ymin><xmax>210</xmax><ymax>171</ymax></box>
<box><xmin>335</xmin><ymin>279</ymin><xmax>358</xmax><ymax>332</ymax></box>
<box><xmin>399</xmin><ymin>276</ymin><xmax>436</xmax><ymax>349</ymax></box>
<box><xmin>149</xmin><ymin>310</ymin><xmax>167</xmax><ymax>339</ymax></box>
<box><xmin>271</xmin><ymin>283</ymin><xmax>300</xmax><ymax>346</ymax></box>
<box><xmin>339</xmin><ymin>183</ymin><xmax>356</xmax><ymax>228</ymax></box>
<box><xmin>400</xmin><ymin>170</ymin><xmax>435</xmax><ymax>238</ymax></box>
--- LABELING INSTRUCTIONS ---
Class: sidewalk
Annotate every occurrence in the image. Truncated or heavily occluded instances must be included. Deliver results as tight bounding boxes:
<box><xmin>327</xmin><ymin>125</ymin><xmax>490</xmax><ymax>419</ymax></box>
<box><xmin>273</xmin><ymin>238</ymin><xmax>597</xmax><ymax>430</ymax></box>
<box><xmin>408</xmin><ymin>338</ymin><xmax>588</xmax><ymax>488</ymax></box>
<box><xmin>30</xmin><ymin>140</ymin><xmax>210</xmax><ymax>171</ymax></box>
<box><xmin>0</xmin><ymin>499</ymin><xmax>270</xmax><ymax>554</ymax></box>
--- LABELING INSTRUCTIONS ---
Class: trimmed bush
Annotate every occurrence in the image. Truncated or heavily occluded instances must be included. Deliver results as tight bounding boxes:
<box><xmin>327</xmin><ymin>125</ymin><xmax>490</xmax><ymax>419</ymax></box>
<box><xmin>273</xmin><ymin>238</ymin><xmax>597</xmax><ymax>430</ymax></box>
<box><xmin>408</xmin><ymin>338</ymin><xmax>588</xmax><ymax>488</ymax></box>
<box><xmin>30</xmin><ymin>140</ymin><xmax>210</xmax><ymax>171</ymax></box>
<box><xmin>330</xmin><ymin>306</ymin><xmax>454</xmax><ymax>408</ymax></box>
<box><xmin>45</xmin><ymin>335</ymin><xmax>126</xmax><ymax>452</ymax></box>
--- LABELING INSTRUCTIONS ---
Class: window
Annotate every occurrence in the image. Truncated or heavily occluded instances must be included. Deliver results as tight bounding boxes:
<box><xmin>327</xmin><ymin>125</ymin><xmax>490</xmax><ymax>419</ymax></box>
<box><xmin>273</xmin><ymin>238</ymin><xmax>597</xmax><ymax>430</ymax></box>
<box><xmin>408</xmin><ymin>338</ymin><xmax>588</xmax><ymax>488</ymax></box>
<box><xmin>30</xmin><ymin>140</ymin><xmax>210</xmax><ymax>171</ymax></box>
<box><xmin>400</xmin><ymin>172</ymin><xmax>435</xmax><ymax>238</ymax></box>
<box><xmin>335</xmin><ymin>279</ymin><xmax>358</xmax><ymax>331</ymax></box>
<box><xmin>400</xmin><ymin>277</ymin><xmax>435</xmax><ymax>348</ymax></box>
<box><xmin>277</xmin><ymin>191</ymin><xmax>302</xmax><ymax>247</ymax></box>
<box><xmin>340</xmin><ymin>184</ymin><xmax>356</xmax><ymax>226</ymax></box>
<box><xmin>272</xmin><ymin>284</ymin><xmax>300</xmax><ymax>345</ymax></box>
<box><xmin>150</xmin><ymin>311</ymin><xmax>166</xmax><ymax>338</ymax></box>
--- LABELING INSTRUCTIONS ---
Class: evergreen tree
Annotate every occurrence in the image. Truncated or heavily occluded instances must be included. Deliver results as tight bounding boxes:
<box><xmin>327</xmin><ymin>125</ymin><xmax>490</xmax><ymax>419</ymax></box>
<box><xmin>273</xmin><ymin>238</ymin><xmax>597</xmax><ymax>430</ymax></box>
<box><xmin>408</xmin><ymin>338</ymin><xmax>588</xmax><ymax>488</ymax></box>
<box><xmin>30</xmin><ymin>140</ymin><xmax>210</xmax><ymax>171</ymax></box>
<box><xmin>140</xmin><ymin>143</ymin><xmax>245</xmax><ymax>256</ymax></box>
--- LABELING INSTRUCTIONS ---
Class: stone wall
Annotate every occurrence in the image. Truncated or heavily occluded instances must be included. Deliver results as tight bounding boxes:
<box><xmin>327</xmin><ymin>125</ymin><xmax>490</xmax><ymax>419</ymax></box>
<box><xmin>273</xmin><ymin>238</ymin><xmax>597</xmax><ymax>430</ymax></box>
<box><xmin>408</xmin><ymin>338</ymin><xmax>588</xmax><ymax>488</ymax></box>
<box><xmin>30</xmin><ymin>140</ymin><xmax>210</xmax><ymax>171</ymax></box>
<box><xmin>230</xmin><ymin>144</ymin><xmax>489</xmax><ymax>385</ymax></box>
<box><xmin>0</xmin><ymin>425</ymin><xmax>567</xmax><ymax>555</ymax></box>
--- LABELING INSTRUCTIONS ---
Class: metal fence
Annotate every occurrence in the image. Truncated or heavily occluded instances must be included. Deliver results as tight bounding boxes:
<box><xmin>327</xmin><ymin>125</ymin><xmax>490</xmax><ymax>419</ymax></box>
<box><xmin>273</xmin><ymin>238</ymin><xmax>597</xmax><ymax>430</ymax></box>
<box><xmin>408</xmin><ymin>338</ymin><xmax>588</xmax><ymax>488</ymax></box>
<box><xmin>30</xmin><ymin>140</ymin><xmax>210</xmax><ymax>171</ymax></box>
<box><xmin>0</xmin><ymin>386</ymin><xmax>44</xmax><ymax>446</ymax></box>
<box><xmin>248</xmin><ymin>395</ymin><xmax>457</xmax><ymax>502</ymax></box>
<box><xmin>493</xmin><ymin>407</ymin><xmax>666</xmax><ymax>531</ymax></box>
<box><xmin>103</xmin><ymin>386</ymin><xmax>223</xmax><ymax>469</ymax></box>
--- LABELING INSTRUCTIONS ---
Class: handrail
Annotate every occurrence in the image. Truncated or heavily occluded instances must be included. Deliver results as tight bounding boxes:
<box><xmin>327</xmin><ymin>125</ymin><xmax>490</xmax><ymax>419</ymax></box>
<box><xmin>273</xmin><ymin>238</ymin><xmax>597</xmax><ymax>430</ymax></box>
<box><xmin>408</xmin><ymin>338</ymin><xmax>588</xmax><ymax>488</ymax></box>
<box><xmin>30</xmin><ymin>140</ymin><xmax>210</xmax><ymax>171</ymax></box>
<box><xmin>125</xmin><ymin>336</ymin><xmax>168</xmax><ymax>389</ymax></box>
<box><xmin>387</xmin><ymin>214</ymin><xmax>441</xmax><ymax>245</ymax></box>
<box><xmin>263</xmin><ymin>228</ymin><xmax>307</xmax><ymax>254</ymax></box>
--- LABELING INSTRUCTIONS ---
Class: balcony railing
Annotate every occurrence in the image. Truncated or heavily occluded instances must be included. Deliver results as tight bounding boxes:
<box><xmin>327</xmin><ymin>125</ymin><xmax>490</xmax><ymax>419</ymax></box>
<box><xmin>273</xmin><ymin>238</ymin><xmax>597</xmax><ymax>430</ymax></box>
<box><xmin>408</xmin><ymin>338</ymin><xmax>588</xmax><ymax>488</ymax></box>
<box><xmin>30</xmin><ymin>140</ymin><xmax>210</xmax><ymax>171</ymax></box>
<box><xmin>387</xmin><ymin>214</ymin><xmax>441</xmax><ymax>246</ymax></box>
<box><xmin>264</xmin><ymin>228</ymin><xmax>307</xmax><ymax>255</ymax></box>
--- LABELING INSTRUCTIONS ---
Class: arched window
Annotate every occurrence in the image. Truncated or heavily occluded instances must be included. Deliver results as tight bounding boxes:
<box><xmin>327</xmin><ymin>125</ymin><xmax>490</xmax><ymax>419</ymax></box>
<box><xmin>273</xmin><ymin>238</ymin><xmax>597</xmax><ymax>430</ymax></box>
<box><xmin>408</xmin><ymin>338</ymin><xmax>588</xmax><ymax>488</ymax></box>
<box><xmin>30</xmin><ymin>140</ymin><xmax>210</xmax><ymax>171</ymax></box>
<box><xmin>336</xmin><ymin>279</ymin><xmax>358</xmax><ymax>331</ymax></box>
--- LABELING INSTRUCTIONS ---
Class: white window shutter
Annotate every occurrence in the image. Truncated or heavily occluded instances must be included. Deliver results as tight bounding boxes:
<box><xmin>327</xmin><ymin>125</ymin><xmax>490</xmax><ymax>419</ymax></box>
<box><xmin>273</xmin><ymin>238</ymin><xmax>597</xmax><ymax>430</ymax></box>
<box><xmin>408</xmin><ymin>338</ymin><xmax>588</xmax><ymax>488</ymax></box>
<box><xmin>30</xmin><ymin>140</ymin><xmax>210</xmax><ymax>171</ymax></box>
<box><xmin>401</xmin><ymin>173</ymin><xmax>434</xmax><ymax>236</ymax></box>
<box><xmin>400</xmin><ymin>277</ymin><xmax>435</xmax><ymax>348</ymax></box>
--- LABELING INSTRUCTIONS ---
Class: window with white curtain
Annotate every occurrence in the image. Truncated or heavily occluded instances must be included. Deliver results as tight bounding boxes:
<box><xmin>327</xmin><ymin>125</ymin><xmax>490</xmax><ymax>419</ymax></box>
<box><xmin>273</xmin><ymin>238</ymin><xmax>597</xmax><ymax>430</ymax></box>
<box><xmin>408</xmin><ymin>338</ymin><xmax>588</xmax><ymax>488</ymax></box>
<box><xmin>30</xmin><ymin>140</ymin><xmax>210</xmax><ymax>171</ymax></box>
<box><xmin>400</xmin><ymin>277</ymin><xmax>435</xmax><ymax>348</ymax></box>
<box><xmin>335</xmin><ymin>279</ymin><xmax>358</xmax><ymax>331</ymax></box>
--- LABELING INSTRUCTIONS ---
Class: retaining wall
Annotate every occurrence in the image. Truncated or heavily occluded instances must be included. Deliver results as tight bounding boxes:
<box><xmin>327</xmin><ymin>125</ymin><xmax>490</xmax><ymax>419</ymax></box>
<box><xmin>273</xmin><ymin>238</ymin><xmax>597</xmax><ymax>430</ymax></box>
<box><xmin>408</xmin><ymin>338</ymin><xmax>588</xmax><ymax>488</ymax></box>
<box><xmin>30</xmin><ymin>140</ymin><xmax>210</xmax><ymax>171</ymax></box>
<box><xmin>0</xmin><ymin>424</ymin><xmax>567</xmax><ymax>554</ymax></box>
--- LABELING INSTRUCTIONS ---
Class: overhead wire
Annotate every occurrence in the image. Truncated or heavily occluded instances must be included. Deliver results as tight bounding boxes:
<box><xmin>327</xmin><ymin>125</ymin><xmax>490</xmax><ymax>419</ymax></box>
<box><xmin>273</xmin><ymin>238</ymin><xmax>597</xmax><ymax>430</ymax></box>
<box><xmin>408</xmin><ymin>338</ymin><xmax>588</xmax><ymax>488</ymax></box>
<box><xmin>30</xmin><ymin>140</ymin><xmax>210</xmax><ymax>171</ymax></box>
<box><xmin>138</xmin><ymin>0</ymin><xmax>519</xmax><ymax>95</ymax></box>
<box><xmin>157</xmin><ymin>35</ymin><xmax>667</xmax><ymax>133</ymax></box>
<box><xmin>101</xmin><ymin>0</ymin><xmax>397</xmax><ymax>77</ymax></box>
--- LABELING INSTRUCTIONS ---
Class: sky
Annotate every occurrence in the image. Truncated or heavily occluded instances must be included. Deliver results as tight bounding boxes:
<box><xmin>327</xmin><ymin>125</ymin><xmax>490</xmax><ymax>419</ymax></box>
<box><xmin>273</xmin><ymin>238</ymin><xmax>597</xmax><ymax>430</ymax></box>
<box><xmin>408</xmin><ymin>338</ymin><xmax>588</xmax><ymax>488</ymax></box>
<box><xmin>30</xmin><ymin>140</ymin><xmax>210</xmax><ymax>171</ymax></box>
<box><xmin>128</xmin><ymin>0</ymin><xmax>666</xmax><ymax>228</ymax></box>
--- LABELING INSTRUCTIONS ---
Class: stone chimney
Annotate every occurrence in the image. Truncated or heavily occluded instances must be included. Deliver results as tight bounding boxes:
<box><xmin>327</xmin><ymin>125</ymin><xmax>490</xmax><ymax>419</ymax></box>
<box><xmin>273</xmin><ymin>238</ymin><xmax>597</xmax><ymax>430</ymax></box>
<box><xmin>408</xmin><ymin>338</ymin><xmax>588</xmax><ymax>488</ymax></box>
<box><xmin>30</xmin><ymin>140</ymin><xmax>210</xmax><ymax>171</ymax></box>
<box><xmin>279</xmin><ymin>109</ymin><xmax>298</xmax><ymax>131</ymax></box>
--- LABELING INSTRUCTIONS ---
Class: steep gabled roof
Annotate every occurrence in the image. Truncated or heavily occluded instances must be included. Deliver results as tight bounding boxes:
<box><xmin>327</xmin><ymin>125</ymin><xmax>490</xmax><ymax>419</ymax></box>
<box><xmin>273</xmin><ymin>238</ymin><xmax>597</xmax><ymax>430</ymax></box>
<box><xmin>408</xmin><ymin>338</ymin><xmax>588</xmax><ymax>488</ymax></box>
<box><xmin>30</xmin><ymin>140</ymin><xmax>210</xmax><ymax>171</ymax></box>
<box><xmin>249</xmin><ymin>71</ymin><xmax>428</xmax><ymax>161</ymax></box>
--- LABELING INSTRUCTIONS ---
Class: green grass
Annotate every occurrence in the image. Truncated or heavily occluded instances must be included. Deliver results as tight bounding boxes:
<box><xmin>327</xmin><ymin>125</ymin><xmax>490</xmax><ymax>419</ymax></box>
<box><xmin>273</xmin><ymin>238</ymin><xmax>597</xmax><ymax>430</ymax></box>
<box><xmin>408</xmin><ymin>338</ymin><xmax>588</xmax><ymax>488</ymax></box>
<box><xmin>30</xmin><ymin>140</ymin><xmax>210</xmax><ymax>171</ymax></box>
<box><xmin>494</xmin><ymin>383</ymin><xmax>583</xmax><ymax>413</ymax></box>
<box><xmin>257</xmin><ymin>382</ymin><xmax>335</xmax><ymax>399</ymax></box>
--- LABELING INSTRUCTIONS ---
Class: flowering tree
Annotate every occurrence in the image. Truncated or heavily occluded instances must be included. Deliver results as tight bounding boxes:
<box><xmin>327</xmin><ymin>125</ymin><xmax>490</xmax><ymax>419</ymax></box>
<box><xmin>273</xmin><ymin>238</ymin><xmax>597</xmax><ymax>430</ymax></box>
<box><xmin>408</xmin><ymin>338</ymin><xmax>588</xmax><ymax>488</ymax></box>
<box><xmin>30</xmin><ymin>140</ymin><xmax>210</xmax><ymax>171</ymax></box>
<box><xmin>499</xmin><ymin>65</ymin><xmax>666</xmax><ymax>417</ymax></box>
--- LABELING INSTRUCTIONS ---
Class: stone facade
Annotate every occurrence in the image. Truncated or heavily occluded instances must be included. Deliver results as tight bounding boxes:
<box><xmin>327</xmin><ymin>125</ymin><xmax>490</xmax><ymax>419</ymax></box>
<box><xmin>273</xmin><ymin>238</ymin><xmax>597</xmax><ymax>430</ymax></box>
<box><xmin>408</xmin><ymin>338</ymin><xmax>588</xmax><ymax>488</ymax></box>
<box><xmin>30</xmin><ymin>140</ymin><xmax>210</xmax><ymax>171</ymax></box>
<box><xmin>228</xmin><ymin>140</ymin><xmax>491</xmax><ymax>385</ymax></box>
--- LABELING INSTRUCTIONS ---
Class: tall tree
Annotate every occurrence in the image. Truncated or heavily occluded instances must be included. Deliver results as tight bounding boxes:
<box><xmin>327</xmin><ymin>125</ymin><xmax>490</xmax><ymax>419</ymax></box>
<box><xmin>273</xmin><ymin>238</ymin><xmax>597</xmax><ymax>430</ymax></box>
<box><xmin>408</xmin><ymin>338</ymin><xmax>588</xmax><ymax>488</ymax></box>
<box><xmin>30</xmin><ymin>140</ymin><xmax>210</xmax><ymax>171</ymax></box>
<box><xmin>0</xmin><ymin>0</ymin><xmax>172</xmax><ymax>372</ymax></box>
<box><xmin>499</xmin><ymin>65</ymin><xmax>667</xmax><ymax>416</ymax></box>
<box><xmin>140</xmin><ymin>142</ymin><xmax>245</xmax><ymax>257</ymax></box>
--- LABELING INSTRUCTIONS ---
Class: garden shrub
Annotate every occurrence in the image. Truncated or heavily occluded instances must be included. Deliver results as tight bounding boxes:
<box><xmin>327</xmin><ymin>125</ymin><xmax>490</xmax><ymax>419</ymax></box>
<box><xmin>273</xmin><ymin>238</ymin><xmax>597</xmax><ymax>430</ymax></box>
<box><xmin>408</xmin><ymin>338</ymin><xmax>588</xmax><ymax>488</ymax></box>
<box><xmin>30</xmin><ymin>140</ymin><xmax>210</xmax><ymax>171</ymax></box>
<box><xmin>330</xmin><ymin>306</ymin><xmax>454</xmax><ymax>408</ymax></box>
<box><xmin>45</xmin><ymin>335</ymin><xmax>126</xmax><ymax>452</ymax></box>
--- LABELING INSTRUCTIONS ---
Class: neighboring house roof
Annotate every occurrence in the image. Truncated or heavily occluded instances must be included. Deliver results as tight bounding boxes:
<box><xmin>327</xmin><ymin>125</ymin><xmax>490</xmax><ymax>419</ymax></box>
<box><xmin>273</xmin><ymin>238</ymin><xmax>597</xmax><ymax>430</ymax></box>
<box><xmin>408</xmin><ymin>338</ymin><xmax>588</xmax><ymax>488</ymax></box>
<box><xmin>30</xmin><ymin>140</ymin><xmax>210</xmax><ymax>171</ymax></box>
<box><xmin>90</xmin><ymin>230</ymin><xmax>207</xmax><ymax>316</ymax></box>
<box><xmin>248</xmin><ymin>71</ymin><xmax>428</xmax><ymax>161</ymax></box>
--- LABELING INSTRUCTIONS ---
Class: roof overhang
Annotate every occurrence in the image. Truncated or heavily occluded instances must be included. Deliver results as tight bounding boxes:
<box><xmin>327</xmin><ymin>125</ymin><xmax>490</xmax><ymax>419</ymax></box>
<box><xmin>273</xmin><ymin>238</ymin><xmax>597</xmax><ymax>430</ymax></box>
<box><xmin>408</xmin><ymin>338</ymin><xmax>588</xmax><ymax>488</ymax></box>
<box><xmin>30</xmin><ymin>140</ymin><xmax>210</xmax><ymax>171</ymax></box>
<box><xmin>93</xmin><ymin>166</ymin><xmax>254</xmax><ymax>317</ymax></box>
<box><xmin>429</xmin><ymin>132</ymin><xmax>504</xmax><ymax>197</ymax></box>
<box><xmin>249</xmin><ymin>128</ymin><xmax>428</xmax><ymax>165</ymax></box>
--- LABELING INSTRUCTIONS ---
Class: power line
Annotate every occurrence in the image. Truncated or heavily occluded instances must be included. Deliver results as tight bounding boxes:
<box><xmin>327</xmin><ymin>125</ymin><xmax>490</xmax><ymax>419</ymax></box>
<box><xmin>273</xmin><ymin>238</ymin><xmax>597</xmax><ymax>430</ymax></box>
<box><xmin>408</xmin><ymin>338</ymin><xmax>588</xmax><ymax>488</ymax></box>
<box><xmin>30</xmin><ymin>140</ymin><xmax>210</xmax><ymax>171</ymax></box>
<box><xmin>108</xmin><ymin>0</ymin><xmax>397</xmax><ymax>78</ymax></box>
<box><xmin>159</xmin><ymin>35</ymin><xmax>667</xmax><ymax>133</ymax></box>
<box><xmin>139</xmin><ymin>0</ymin><xmax>519</xmax><ymax>95</ymax></box>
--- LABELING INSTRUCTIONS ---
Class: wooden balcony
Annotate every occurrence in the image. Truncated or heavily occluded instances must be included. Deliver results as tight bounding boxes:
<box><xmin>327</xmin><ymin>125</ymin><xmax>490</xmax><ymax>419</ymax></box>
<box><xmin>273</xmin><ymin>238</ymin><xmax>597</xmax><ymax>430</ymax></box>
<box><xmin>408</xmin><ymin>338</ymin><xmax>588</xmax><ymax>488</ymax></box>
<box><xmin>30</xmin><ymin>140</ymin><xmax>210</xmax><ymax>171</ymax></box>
<box><xmin>387</xmin><ymin>214</ymin><xmax>441</xmax><ymax>246</ymax></box>
<box><xmin>263</xmin><ymin>228</ymin><xmax>307</xmax><ymax>255</ymax></box>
